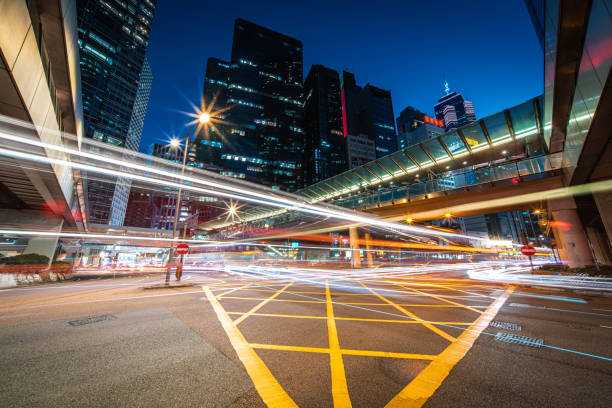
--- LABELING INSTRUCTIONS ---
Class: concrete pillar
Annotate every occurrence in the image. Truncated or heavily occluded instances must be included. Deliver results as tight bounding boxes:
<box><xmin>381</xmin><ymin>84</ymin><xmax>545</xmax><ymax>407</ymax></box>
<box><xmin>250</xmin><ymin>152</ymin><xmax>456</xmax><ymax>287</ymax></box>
<box><xmin>23</xmin><ymin>219</ymin><xmax>63</xmax><ymax>266</ymax></box>
<box><xmin>593</xmin><ymin>192</ymin><xmax>612</xmax><ymax>244</ymax></box>
<box><xmin>0</xmin><ymin>209</ymin><xmax>64</xmax><ymax>266</ymax></box>
<box><xmin>349</xmin><ymin>227</ymin><xmax>361</xmax><ymax>268</ymax></box>
<box><xmin>586</xmin><ymin>226</ymin><xmax>612</xmax><ymax>265</ymax></box>
<box><xmin>548</xmin><ymin>196</ymin><xmax>594</xmax><ymax>267</ymax></box>
<box><xmin>364</xmin><ymin>231</ymin><xmax>374</xmax><ymax>267</ymax></box>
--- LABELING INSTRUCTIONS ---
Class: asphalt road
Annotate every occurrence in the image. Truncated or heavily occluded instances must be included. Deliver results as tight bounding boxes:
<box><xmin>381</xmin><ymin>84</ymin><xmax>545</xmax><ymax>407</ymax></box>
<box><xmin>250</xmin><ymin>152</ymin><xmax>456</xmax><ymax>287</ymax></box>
<box><xmin>0</xmin><ymin>268</ymin><xmax>610</xmax><ymax>407</ymax></box>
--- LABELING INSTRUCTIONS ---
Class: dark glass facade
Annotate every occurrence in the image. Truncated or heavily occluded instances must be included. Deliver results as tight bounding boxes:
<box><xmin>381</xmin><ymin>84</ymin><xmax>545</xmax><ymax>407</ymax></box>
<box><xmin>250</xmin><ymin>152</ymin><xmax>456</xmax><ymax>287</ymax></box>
<box><xmin>77</xmin><ymin>0</ymin><xmax>156</xmax><ymax>224</ymax></box>
<box><xmin>340</xmin><ymin>71</ymin><xmax>397</xmax><ymax>158</ymax></box>
<box><xmin>303</xmin><ymin>65</ymin><xmax>345</xmax><ymax>185</ymax></box>
<box><xmin>198</xmin><ymin>19</ymin><xmax>304</xmax><ymax>191</ymax></box>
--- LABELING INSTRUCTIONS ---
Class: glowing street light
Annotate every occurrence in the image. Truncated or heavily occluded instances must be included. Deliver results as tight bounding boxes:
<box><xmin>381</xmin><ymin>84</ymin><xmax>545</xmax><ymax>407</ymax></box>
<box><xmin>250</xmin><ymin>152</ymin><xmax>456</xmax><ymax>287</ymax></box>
<box><xmin>228</xmin><ymin>205</ymin><xmax>237</xmax><ymax>215</ymax></box>
<box><xmin>199</xmin><ymin>112</ymin><xmax>211</xmax><ymax>124</ymax></box>
<box><xmin>406</xmin><ymin>217</ymin><xmax>413</xmax><ymax>223</ymax></box>
<box><xmin>444</xmin><ymin>212</ymin><xmax>452</xmax><ymax>218</ymax></box>
<box><xmin>170</xmin><ymin>138</ymin><xmax>180</xmax><ymax>148</ymax></box>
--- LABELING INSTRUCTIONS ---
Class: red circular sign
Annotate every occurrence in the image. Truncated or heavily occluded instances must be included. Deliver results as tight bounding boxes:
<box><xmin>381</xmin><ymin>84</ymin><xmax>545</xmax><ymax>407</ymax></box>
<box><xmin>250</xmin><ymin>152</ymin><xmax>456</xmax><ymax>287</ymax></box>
<box><xmin>176</xmin><ymin>243</ymin><xmax>189</xmax><ymax>255</ymax></box>
<box><xmin>521</xmin><ymin>245</ymin><xmax>536</xmax><ymax>256</ymax></box>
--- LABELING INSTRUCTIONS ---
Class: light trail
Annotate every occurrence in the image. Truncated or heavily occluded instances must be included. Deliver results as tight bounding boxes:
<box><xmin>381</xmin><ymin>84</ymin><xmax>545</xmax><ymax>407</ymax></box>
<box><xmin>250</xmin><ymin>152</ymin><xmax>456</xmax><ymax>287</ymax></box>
<box><xmin>0</xmin><ymin>119</ymin><xmax>529</xmax><ymax>244</ymax></box>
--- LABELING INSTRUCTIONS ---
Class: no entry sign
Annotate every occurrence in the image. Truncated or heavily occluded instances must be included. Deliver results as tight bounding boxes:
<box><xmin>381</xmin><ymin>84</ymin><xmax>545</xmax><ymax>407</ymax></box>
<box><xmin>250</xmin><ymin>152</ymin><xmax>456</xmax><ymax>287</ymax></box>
<box><xmin>520</xmin><ymin>245</ymin><xmax>536</xmax><ymax>256</ymax></box>
<box><xmin>176</xmin><ymin>243</ymin><xmax>189</xmax><ymax>255</ymax></box>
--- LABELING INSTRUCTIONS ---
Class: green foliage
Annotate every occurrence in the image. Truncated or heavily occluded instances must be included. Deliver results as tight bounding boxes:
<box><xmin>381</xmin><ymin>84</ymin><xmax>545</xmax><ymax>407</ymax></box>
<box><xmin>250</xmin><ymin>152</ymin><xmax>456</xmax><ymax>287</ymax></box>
<box><xmin>0</xmin><ymin>253</ymin><xmax>50</xmax><ymax>265</ymax></box>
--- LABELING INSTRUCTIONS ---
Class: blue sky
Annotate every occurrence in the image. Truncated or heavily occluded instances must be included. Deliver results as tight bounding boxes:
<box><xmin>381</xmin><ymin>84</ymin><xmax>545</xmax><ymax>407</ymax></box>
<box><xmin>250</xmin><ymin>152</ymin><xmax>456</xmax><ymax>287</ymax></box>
<box><xmin>140</xmin><ymin>0</ymin><xmax>542</xmax><ymax>151</ymax></box>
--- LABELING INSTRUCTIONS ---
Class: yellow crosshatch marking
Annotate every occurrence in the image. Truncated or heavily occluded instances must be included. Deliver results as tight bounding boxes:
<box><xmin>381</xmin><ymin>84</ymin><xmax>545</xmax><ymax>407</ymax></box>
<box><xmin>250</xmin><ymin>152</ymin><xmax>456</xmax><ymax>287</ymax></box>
<box><xmin>204</xmin><ymin>278</ymin><xmax>514</xmax><ymax>407</ymax></box>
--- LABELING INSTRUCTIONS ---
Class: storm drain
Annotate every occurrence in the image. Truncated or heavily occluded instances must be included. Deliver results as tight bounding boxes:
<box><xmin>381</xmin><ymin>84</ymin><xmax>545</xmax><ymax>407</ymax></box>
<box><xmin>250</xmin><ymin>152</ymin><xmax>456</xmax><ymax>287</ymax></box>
<box><xmin>494</xmin><ymin>332</ymin><xmax>544</xmax><ymax>348</ymax></box>
<box><xmin>69</xmin><ymin>314</ymin><xmax>117</xmax><ymax>326</ymax></box>
<box><xmin>489</xmin><ymin>321</ymin><xmax>522</xmax><ymax>331</ymax></box>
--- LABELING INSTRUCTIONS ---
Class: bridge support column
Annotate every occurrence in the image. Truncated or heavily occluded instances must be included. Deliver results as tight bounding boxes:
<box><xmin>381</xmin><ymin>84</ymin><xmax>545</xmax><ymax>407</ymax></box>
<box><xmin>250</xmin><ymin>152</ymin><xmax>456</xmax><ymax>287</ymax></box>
<box><xmin>593</xmin><ymin>192</ymin><xmax>612</xmax><ymax>245</ymax></box>
<box><xmin>0</xmin><ymin>209</ymin><xmax>64</xmax><ymax>266</ymax></box>
<box><xmin>548</xmin><ymin>197</ymin><xmax>594</xmax><ymax>267</ymax></box>
<box><xmin>349</xmin><ymin>227</ymin><xmax>361</xmax><ymax>268</ymax></box>
<box><xmin>364</xmin><ymin>232</ymin><xmax>374</xmax><ymax>267</ymax></box>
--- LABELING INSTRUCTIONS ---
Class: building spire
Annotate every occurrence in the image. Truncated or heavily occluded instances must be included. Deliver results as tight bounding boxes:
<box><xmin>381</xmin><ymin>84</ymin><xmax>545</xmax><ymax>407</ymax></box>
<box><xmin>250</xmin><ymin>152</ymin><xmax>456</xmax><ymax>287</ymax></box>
<box><xmin>444</xmin><ymin>80</ymin><xmax>450</xmax><ymax>95</ymax></box>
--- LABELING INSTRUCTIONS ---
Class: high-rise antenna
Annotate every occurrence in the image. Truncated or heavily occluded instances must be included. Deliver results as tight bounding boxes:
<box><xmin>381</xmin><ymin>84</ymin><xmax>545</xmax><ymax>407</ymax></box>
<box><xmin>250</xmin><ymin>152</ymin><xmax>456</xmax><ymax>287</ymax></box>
<box><xmin>444</xmin><ymin>80</ymin><xmax>450</xmax><ymax>95</ymax></box>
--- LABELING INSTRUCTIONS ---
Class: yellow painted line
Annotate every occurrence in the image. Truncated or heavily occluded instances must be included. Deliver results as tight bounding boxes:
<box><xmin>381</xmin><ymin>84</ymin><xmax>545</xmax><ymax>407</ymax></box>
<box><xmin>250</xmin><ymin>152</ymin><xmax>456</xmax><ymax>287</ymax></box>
<box><xmin>249</xmin><ymin>343</ymin><xmax>437</xmax><ymax>361</ymax></box>
<box><xmin>202</xmin><ymin>286</ymin><xmax>298</xmax><ymax>408</ymax></box>
<box><xmin>229</xmin><ymin>312</ymin><xmax>325</xmax><ymax>320</ymax></box>
<box><xmin>326</xmin><ymin>282</ymin><xmax>352</xmax><ymax>407</ymax></box>
<box><xmin>398</xmin><ymin>285</ymin><xmax>484</xmax><ymax>314</ymax></box>
<box><xmin>385</xmin><ymin>286</ymin><xmax>515</xmax><ymax>408</ymax></box>
<box><xmin>359</xmin><ymin>282</ymin><xmax>456</xmax><ymax>343</ymax></box>
<box><xmin>220</xmin><ymin>296</ymin><xmax>326</xmax><ymax>304</ymax></box>
<box><xmin>341</xmin><ymin>349</ymin><xmax>436</xmax><ymax>360</ymax></box>
<box><xmin>234</xmin><ymin>282</ymin><xmax>293</xmax><ymax>325</ymax></box>
<box><xmin>239</xmin><ymin>288</ymin><xmax>326</xmax><ymax>295</ymax></box>
<box><xmin>227</xmin><ymin>311</ymin><xmax>471</xmax><ymax>325</ymax></box>
<box><xmin>250</xmin><ymin>343</ymin><xmax>330</xmax><ymax>354</ymax></box>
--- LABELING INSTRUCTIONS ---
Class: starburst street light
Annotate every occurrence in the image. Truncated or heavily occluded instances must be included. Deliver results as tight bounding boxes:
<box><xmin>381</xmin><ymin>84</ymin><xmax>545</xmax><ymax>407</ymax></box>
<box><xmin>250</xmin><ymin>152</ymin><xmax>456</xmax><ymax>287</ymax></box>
<box><xmin>199</xmin><ymin>112</ymin><xmax>211</xmax><ymax>124</ymax></box>
<box><xmin>170</xmin><ymin>138</ymin><xmax>180</xmax><ymax>148</ymax></box>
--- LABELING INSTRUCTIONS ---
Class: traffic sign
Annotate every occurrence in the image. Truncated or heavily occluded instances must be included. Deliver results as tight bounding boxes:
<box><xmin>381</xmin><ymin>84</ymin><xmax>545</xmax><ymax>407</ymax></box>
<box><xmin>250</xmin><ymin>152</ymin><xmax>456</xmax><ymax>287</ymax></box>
<box><xmin>521</xmin><ymin>245</ymin><xmax>536</xmax><ymax>256</ymax></box>
<box><xmin>176</xmin><ymin>243</ymin><xmax>189</xmax><ymax>255</ymax></box>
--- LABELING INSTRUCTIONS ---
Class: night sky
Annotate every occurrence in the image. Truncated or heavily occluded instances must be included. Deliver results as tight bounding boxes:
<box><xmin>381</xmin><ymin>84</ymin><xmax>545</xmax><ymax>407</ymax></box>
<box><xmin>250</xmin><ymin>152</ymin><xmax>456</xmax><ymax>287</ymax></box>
<box><xmin>140</xmin><ymin>0</ymin><xmax>542</xmax><ymax>152</ymax></box>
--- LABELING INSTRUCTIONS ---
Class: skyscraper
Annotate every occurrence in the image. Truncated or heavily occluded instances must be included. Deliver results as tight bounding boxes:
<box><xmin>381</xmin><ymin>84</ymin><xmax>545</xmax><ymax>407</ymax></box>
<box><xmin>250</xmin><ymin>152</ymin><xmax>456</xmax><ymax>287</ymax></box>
<box><xmin>396</xmin><ymin>106</ymin><xmax>445</xmax><ymax>149</ymax></box>
<box><xmin>77</xmin><ymin>0</ymin><xmax>156</xmax><ymax>224</ymax></box>
<box><xmin>340</xmin><ymin>71</ymin><xmax>397</xmax><ymax>158</ymax></box>
<box><xmin>198</xmin><ymin>19</ymin><xmax>304</xmax><ymax>191</ymax></box>
<box><xmin>433</xmin><ymin>82</ymin><xmax>476</xmax><ymax>131</ymax></box>
<box><xmin>303</xmin><ymin>65</ymin><xmax>345</xmax><ymax>185</ymax></box>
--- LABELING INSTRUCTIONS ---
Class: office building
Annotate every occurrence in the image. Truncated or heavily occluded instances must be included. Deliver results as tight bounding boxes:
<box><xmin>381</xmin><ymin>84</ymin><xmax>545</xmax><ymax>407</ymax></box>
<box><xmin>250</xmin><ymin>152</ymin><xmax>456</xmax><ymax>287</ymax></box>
<box><xmin>341</xmin><ymin>71</ymin><xmax>397</xmax><ymax>158</ymax></box>
<box><xmin>347</xmin><ymin>134</ymin><xmax>376</xmax><ymax>169</ymax></box>
<box><xmin>303</xmin><ymin>65</ymin><xmax>345</xmax><ymax>185</ymax></box>
<box><xmin>198</xmin><ymin>19</ymin><xmax>304</xmax><ymax>191</ymax></box>
<box><xmin>434</xmin><ymin>82</ymin><xmax>476</xmax><ymax>131</ymax></box>
<box><xmin>77</xmin><ymin>0</ymin><xmax>156</xmax><ymax>225</ymax></box>
<box><xmin>396</xmin><ymin>106</ymin><xmax>445</xmax><ymax>149</ymax></box>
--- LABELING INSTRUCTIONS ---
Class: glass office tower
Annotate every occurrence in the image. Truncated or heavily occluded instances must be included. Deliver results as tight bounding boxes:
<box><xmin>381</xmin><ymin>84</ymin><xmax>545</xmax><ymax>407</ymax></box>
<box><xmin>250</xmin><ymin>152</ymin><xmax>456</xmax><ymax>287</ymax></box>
<box><xmin>199</xmin><ymin>19</ymin><xmax>304</xmax><ymax>191</ymax></box>
<box><xmin>340</xmin><ymin>71</ymin><xmax>398</xmax><ymax>158</ymax></box>
<box><xmin>76</xmin><ymin>0</ymin><xmax>156</xmax><ymax>224</ymax></box>
<box><xmin>303</xmin><ymin>65</ymin><xmax>345</xmax><ymax>185</ymax></box>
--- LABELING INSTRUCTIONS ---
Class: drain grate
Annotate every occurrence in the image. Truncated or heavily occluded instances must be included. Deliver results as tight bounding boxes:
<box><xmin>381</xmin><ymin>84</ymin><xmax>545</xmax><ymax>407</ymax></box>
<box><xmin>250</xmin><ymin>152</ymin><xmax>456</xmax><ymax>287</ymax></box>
<box><xmin>494</xmin><ymin>332</ymin><xmax>543</xmax><ymax>348</ymax></box>
<box><xmin>69</xmin><ymin>314</ymin><xmax>116</xmax><ymax>326</ymax></box>
<box><xmin>489</xmin><ymin>321</ymin><xmax>522</xmax><ymax>331</ymax></box>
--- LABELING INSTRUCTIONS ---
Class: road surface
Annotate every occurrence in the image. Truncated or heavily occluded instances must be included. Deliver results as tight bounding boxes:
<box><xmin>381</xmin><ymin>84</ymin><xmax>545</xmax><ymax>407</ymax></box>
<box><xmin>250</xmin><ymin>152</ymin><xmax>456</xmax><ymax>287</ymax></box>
<box><xmin>1</xmin><ymin>267</ymin><xmax>611</xmax><ymax>407</ymax></box>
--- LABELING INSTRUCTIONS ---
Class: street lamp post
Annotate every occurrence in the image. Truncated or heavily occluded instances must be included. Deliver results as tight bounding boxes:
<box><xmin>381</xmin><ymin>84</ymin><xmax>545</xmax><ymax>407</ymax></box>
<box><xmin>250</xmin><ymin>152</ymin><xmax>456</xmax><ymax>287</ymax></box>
<box><xmin>164</xmin><ymin>113</ymin><xmax>210</xmax><ymax>285</ymax></box>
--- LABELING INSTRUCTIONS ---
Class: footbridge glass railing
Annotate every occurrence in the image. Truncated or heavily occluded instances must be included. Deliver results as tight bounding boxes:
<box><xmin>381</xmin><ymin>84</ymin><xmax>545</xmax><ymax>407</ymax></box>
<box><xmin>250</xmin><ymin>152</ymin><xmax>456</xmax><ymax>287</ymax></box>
<box><xmin>329</xmin><ymin>153</ymin><xmax>562</xmax><ymax>209</ymax></box>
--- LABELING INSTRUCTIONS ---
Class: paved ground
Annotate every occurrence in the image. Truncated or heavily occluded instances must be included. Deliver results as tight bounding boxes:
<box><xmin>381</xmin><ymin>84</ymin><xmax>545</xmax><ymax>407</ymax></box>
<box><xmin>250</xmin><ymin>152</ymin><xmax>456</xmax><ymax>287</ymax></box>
<box><xmin>0</xmin><ymin>267</ymin><xmax>611</xmax><ymax>407</ymax></box>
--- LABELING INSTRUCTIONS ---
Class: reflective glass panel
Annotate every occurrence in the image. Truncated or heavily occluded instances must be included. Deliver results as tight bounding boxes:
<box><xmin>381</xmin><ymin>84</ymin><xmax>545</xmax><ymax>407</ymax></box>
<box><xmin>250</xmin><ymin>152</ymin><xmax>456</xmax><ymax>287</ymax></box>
<box><xmin>483</xmin><ymin>112</ymin><xmax>511</xmax><ymax>144</ymax></box>
<box><xmin>422</xmin><ymin>138</ymin><xmax>450</xmax><ymax>162</ymax></box>
<box><xmin>342</xmin><ymin>172</ymin><xmax>365</xmax><ymax>186</ymax></box>
<box><xmin>364</xmin><ymin>162</ymin><xmax>389</xmax><ymax>178</ymax></box>
<box><xmin>440</xmin><ymin>131</ymin><xmax>468</xmax><ymax>157</ymax></box>
<box><xmin>460</xmin><ymin>122</ymin><xmax>488</xmax><ymax>151</ymax></box>
<box><xmin>353</xmin><ymin>166</ymin><xmax>378</xmax><ymax>183</ymax></box>
<box><xmin>406</xmin><ymin>145</ymin><xmax>433</xmax><ymax>166</ymax></box>
<box><xmin>509</xmin><ymin>100</ymin><xmax>538</xmax><ymax>139</ymax></box>
<box><xmin>377</xmin><ymin>156</ymin><xmax>403</xmax><ymax>175</ymax></box>
<box><xmin>389</xmin><ymin>150</ymin><xmax>418</xmax><ymax>172</ymax></box>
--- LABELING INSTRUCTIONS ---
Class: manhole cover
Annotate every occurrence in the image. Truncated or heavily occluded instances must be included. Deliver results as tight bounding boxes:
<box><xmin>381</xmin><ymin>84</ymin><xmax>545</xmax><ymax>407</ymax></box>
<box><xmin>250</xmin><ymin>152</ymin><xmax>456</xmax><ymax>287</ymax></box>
<box><xmin>494</xmin><ymin>332</ymin><xmax>543</xmax><ymax>348</ymax></box>
<box><xmin>68</xmin><ymin>314</ymin><xmax>117</xmax><ymax>326</ymax></box>
<box><xmin>490</xmin><ymin>321</ymin><xmax>522</xmax><ymax>331</ymax></box>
